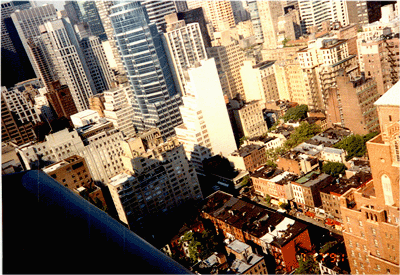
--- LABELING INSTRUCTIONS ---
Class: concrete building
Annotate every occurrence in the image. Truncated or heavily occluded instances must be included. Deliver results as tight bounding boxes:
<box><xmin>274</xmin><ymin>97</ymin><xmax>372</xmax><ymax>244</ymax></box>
<box><xmin>257</xmin><ymin>0</ymin><xmax>284</xmax><ymax>49</ymax></box>
<box><xmin>162</xmin><ymin>14</ymin><xmax>208</xmax><ymax>95</ymax></box>
<box><xmin>80</xmin><ymin>1</ymin><xmax>106</xmax><ymax>40</ymax></box>
<box><xmin>187</xmin><ymin>0</ymin><xmax>235</xmax><ymax>34</ymax></box>
<box><xmin>277</xmin><ymin>151</ymin><xmax>319</xmax><ymax>176</ymax></box>
<box><xmin>176</xmin><ymin>7</ymin><xmax>211</xmax><ymax>48</ymax></box>
<box><xmin>108</xmin><ymin>132</ymin><xmax>202</xmax><ymax>227</ymax></box>
<box><xmin>102</xmin><ymin>86</ymin><xmax>136</xmax><ymax>138</ymax></box>
<box><xmin>339</xmin><ymin>82</ymin><xmax>399</xmax><ymax>274</ymax></box>
<box><xmin>40</xmin><ymin>18</ymin><xmax>96</xmax><ymax>112</ymax></box>
<box><xmin>79</xmin><ymin>35</ymin><xmax>114</xmax><ymax>94</ymax></box>
<box><xmin>1</xmin><ymin>86</ymin><xmax>40</xmax><ymax>125</ymax></box>
<box><xmin>89</xmin><ymin>93</ymin><xmax>105</xmax><ymax>117</ymax></box>
<box><xmin>42</xmin><ymin>155</ymin><xmax>106</xmax><ymax>208</ymax></box>
<box><xmin>297</xmin><ymin>37</ymin><xmax>358</xmax><ymax>110</ymax></box>
<box><xmin>140</xmin><ymin>0</ymin><xmax>177</xmax><ymax>33</ymax></box>
<box><xmin>201</xmin><ymin>191</ymin><xmax>313</xmax><ymax>274</ymax></box>
<box><xmin>326</xmin><ymin>71</ymin><xmax>380</xmax><ymax>135</ymax></box>
<box><xmin>227</xmin><ymin>144</ymin><xmax>267</xmax><ymax>172</ymax></box>
<box><xmin>17</xmin><ymin>115</ymin><xmax>124</xmax><ymax>183</ymax></box>
<box><xmin>175</xmin><ymin>59</ymin><xmax>237</xmax><ymax>174</ymax></box>
<box><xmin>10</xmin><ymin>4</ymin><xmax>58</xmax><ymax>79</ymax></box>
<box><xmin>298</xmin><ymin>0</ymin><xmax>349</xmax><ymax>32</ymax></box>
<box><xmin>109</xmin><ymin>1</ymin><xmax>182</xmax><ymax>139</ymax></box>
<box><xmin>1</xmin><ymin>1</ymin><xmax>36</xmax><ymax>88</ymax></box>
<box><xmin>230</xmin><ymin>100</ymin><xmax>268</xmax><ymax>139</ymax></box>
<box><xmin>207</xmin><ymin>30</ymin><xmax>245</xmax><ymax>100</ymax></box>
<box><xmin>277</xmin><ymin>8</ymin><xmax>302</xmax><ymax>44</ymax></box>
<box><xmin>248</xmin><ymin>0</ymin><xmax>263</xmax><ymax>44</ymax></box>
<box><xmin>240</xmin><ymin>59</ymin><xmax>279</xmax><ymax>105</ymax></box>
<box><xmin>1</xmin><ymin>92</ymin><xmax>36</xmax><ymax>146</ymax></box>
<box><xmin>95</xmin><ymin>1</ymin><xmax>125</xmax><ymax>74</ymax></box>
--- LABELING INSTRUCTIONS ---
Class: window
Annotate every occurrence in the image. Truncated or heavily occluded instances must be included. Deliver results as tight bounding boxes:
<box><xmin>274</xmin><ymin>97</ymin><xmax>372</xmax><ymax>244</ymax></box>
<box><xmin>359</xmin><ymin>220</ymin><xmax>363</xmax><ymax>226</ymax></box>
<box><xmin>374</xmin><ymin>239</ymin><xmax>378</xmax><ymax>247</ymax></box>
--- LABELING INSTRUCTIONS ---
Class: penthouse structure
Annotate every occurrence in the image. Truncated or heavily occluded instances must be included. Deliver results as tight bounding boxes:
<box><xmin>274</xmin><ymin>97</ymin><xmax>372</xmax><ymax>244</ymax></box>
<box><xmin>340</xmin><ymin>82</ymin><xmax>399</xmax><ymax>274</ymax></box>
<box><xmin>201</xmin><ymin>191</ymin><xmax>312</xmax><ymax>273</ymax></box>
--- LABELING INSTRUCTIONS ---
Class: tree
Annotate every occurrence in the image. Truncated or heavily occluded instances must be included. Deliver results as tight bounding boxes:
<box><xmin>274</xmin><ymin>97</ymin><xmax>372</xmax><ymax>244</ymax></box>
<box><xmin>265</xmin><ymin>145</ymin><xmax>289</xmax><ymax>167</ymax></box>
<box><xmin>333</xmin><ymin>132</ymin><xmax>378</xmax><ymax>160</ymax></box>
<box><xmin>282</xmin><ymin>105</ymin><xmax>308</xmax><ymax>122</ymax></box>
<box><xmin>239</xmin><ymin>136</ymin><xmax>248</xmax><ymax>145</ymax></box>
<box><xmin>265</xmin><ymin>194</ymin><xmax>271</xmax><ymax>204</ymax></box>
<box><xmin>240</xmin><ymin>175</ymin><xmax>250</xmax><ymax>187</ymax></box>
<box><xmin>284</xmin><ymin>122</ymin><xmax>321</xmax><ymax>148</ymax></box>
<box><xmin>179</xmin><ymin>231</ymin><xmax>201</xmax><ymax>263</ymax></box>
<box><xmin>322</xmin><ymin>162</ymin><xmax>346</xmax><ymax>177</ymax></box>
<box><xmin>282</xmin><ymin>37</ymin><xmax>290</xmax><ymax>47</ymax></box>
<box><xmin>295</xmin><ymin>254</ymin><xmax>319</xmax><ymax>274</ymax></box>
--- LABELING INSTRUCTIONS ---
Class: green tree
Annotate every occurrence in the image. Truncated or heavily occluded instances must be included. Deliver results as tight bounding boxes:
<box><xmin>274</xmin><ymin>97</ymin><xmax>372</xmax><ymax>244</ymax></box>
<box><xmin>279</xmin><ymin>202</ymin><xmax>290</xmax><ymax>210</ymax></box>
<box><xmin>282</xmin><ymin>37</ymin><xmax>290</xmax><ymax>47</ymax></box>
<box><xmin>322</xmin><ymin>161</ymin><xmax>346</xmax><ymax>177</ymax></box>
<box><xmin>284</xmin><ymin>122</ymin><xmax>321</xmax><ymax>148</ymax></box>
<box><xmin>239</xmin><ymin>136</ymin><xmax>248</xmax><ymax>145</ymax></box>
<box><xmin>295</xmin><ymin>254</ymin><xmax>319</xmax><ymax>274</ymax></box>
<box><xmin>333</xmin><ymin>132</ymin><xmax>378</xmax><ymax>160</ymax></box>
<box><xmin>240</xmin><ymin>175</ymin><xmax>250</xmax><ymax>187</ymax></box>
<box><xmin>265</xmin><ymin>194</ymin><xmax>271</xmax><ymax>204</ymax></box>
<box><xmin>179</xmin><ymin>231</ymin><xmax>201</xmax><ymax>263</ymax></box>
<box><xmin>282</xmin><ymin>105</ymin><xmax>308</xmax><ymax>122</ymax></box>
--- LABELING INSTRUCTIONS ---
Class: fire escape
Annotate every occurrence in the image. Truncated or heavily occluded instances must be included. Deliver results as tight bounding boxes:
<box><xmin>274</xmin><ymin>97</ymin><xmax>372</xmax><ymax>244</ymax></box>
<box><xmin>381</xmin><ymin>34</ymin><xmax>399</xmax><ymax>86</ymax></box>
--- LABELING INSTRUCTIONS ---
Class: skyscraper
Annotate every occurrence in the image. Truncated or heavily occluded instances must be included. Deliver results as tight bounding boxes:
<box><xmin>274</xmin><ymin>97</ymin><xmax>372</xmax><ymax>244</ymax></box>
<box><xmin>175</xmin><ymin>59</ymin><xmax>237</xmax><ymax>174</ymax></box>
<box><xmin>1</xmin><ymin>1</ymin><xmax>35</xmax><ymax>88</ymax></box>
<box><xmin>81</xmin><ymin>1</ymin><xmax>107</xmax><ymax>40</ymax></box>
<box><xmin>163</xmin><ymin>13</ymin><xmax>208</xmax><ymax>95</ymax></box>
<box><xmin>40</xmin><ymin>18</ymin><xmax>96</xmax><ymax>112</ymax></box>
<box><xmin>109</xmin><ymin>1</ymin><xmax>182</xmax><ymax>139</ymax></box>
<box><xmin>140</xmin><ymin>0</ymin><xmax>177</xmax><ymax>32</ymax></box>
<box><xmin>11</xmin><ymin>4</ymin><xmax>58</xmax><ymax>79</ymax></box>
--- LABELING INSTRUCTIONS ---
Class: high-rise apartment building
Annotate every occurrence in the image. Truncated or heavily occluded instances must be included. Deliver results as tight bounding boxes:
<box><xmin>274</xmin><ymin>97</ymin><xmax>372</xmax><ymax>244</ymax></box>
<box><xmin>340</xmin><ymin>82</ymin><xmax>399</xmax><ymax>274</ymax></box>
<box><xmin>248</xmin><ymin>0</ymin><xmax>263</xmax><ymax>44</ymax></box>
<box><xmin>95</xmin><ymin>1</ymin><xmax>125</xmax><ymax>74</ymax></box>
<box><xmin>80</xmin><ymin>1</ymin><xmax>107</xmax><ymax>40</ymax></box>
<box><xmin>103</xmin><ymin>86</ymin><xmax>136</xmax><ymax>138</ymax></box>
<box><xmin>257</xmin><ymin>0</ymin><xmax>284</xmax><ymax>49</ymax></box>
<box><xmin>240</xmin><ymin>59</ymin><xmax>279</xmax><ymax>105</ymax></box>
<box><xmin>175</xmin><ymin>59</ymin><xmax>237</xmax><ymax>174</ymax></box>
<box><xmin>207</xmin><ymin>30</ymin><xmax>245</xmax><ymax>100</ymax></box>
<box><xmin>297</xmin><ymin>38</ymin><xmax>358</xmax><ymax>110</ymax></box>
<box><xmin>187</xmin><ymin>0</ymin><xmax>235</xmax><ymax>34</ymax></box>
<box><xmin>1</xmin><ymin>1</ymin><xmax>35</xmax><ymax>88</ymax></box>
<box><xmin>11</xmin><ymin>4</ymin><xmax>58</xmax><ymax>79</ymax></box>
<box><xmin>109</xmin><ymin>1</ymin><xmax>182</xmax><ymax>139</ymax></box>
<box><xmin>64</xmin><ymin>1</ymin><xmax>83</xmax><ymax>25</ymax></box>
<box><xmin>109</xmin><ymin>131</ymin><xmax>202</xmax><ymax>227</ymax></box>
<box><xmin>326</xmin><ymin>71</ymin><xmax>380</xmax><ymax>135</ymax></box>
<box><xmin>40</xmin><ymin>18</ymin><xmax>96</xmax><ymax>112</ymax></box>
<box><xmin>163</xmin><ymin>13</ymin><xmax>207</xmax><ymax>95</ymax></box>
<box><xmin>1</xmin><ymin>92</ymin><xmax>36</xmax><ymax>146</ymax></box>
<box><xmin>1</xmin><ymin>86</ymin><xmax>41</xmax><ymax>125</ymax></box>
<box><xmin>79</xmin><ymin>36</ymin><xmax>114</xmax><ymax>93</ymax></box>
<box><xmin>17</xmin><ymin>113</ymin><xmax>124</xmax><ymax>183</ymax></box>
<box><xmin>231</xmin><ymin>100</ymin><xmax>268</xmax><ymax>139</ymax></box>
<box><xmin>176</xmin><ymin>7</ymin><xmax>211</xmax><ymax>48</ymax></box>
<box><xmin>140</xmin><ymin>0</ymin><xmax>177</xmax><ymax>32</ymax></box>
<box><xmin>298</xmin><ymin>0</ymin><xmax>349</xmax><ymax>32</ymax></box>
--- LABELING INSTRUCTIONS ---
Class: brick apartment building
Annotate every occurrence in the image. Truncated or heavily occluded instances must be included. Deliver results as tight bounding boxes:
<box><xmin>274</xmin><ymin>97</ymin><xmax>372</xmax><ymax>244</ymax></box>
<box><xmin>201</xmin><ymin>191</ymin><xmax>312</xmax><ymax>273</ymax></box>
<box><xmin>228</xmin><ymin>144</ymin><xmax>268</xmax><ymax>172</ymax></box>
<box><xmin>251</xmin><ymin>166</ymin><xmax>298</xmax><ymax>204</ymax></box>
<box><xmin>339</xmin><ymin>82</ymin><xmax>399</xmax><ymax>274</ymax></box>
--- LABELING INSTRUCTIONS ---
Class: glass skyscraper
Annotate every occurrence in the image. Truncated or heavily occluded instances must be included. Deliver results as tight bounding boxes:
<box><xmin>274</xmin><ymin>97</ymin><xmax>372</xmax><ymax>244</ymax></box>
<box><xmin>109</xmin><ymin>1</ymin><xmax>182</xmax><ymax>139</ymax></box>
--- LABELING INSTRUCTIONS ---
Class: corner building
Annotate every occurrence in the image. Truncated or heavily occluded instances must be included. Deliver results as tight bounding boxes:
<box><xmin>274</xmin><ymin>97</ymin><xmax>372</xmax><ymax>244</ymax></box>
<box><xmin>340</xmin><ymin>82</ymin><xmax>400</xmax><ymax>274</ymax></box>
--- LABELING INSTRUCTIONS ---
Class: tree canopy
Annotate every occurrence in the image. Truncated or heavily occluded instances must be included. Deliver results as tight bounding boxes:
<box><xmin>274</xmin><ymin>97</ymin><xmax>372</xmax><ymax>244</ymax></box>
<box><xmin>178</xmin><ymin>229</ymin><xmax>220</xmax><ymax>264</ymax></box>
<box><xmin>322</xmin><ymin>162</ymin><xmax>346</xmax><ymax>177</ymax></box>
<box><xmin>333</xmin><ymin>132</ymin><xmax>378</xmax><ymax>160</ymax></box>
<box><xmin>284</xmin><ymin>122</ymin><xmax>321</xmax><ymax>148</ymax></box>
<box><xmin>282</xmin><ymin>104</ymin><xmax>308</xmax><ymax>122</ymax></box>
<box><xmin>294</xmin><ymin>254</ymin><xmax>319</xmax><ymax>274</ymax></box>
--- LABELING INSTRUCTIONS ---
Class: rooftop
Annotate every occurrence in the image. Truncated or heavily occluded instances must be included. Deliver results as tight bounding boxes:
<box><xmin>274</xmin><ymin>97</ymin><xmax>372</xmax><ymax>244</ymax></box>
<box><xmin>374</xmin><ymin>81</ymin><xmax>400</xmax><ymax>106</ymax></box>
<box><xmin>202</xmin><ymin>191</ymin><xmax>308</xmax><ymax>247</ymax></box>
<box><xmin>233</xmin><ymin>144</ymin><xmax>264</xmax><ymax>157</ymax></box>
<box><xmin>227</xmin><ymin>239</ymin><xmax>250</xmax><ymax>254</ymax></box>
<box><xmin>108</xmin><ymin>172</ymin><xmax>134</xmax><ymax>187</ymax></box>
<box><xmin>230</xmin><ymin>254</ymin><xmax>263</xmax><ymax>273</ymax></box>
<box><xmin>320</xmin><ymin>172</ymin><xmax>372</xmax><ymax>196</ymax></box>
